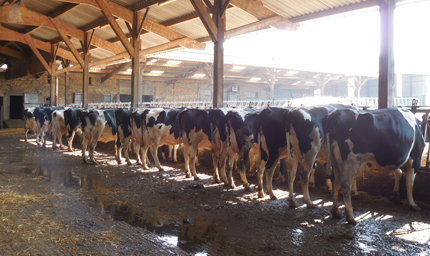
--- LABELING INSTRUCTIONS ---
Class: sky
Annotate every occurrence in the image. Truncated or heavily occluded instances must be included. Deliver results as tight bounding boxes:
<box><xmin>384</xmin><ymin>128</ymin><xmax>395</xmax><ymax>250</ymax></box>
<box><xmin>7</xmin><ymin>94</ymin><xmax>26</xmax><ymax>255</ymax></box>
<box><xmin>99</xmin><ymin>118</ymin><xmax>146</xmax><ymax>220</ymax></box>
<box><xmin>163</xmin><ymin>0</ymin><xmax>430</xmax><ymax>77</ymax></box>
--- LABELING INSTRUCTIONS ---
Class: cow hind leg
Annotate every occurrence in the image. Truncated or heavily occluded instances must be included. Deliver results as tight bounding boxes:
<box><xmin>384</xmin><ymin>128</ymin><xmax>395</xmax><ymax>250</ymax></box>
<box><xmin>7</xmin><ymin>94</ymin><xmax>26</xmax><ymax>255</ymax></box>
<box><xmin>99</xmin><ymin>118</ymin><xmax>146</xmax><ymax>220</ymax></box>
<box><xmin>226</xmin><ymin>150</ymin><xmax>238</xmax><ymax>189</ymax></box>
<box><xmin>299</xmin><ymin>166</ymin><xmax>316</xmax><ymax>208</ymax></box>
<box><xmin>183</xmin><ymin>144</ymin><xmax>191</xmax><ymax>178</ymax></box>
<box><xmin>256</xmin><ymin>160</ymin><xmax>266</xmax><ymax>198</ymax></box>
<box><xmin>287</xmin><ymin>158</ymin><xmax>299</xmax><ymax>207</ymax></box>
<box><xmin>123</xmin><ymin>138</ymin><xmax>133</xmax><ymax>166</ymax></box>
<box><xmin>391</xmin><ymin>169</ymin><xmax>402</xmax><ymax>203</ymax></box>
<box><xmin>211</xmin><ymin>151</ymin><xmax>220</xmax><ymax>183</ymax></box>
<box><xmin>140</xmin><ymin>146</ymin><xmax>150</xmax><ymax>170</ymax></box>
<box><xmin>68</xmin><ymin>130</ymin><xmax>76</xmax><ymax>152</ymax></box>
<box><xmin>189</xmin><ymin>145</ymin><xmax>199</xmax><ymax>180</ymax></box>
<box><xmin>340</xmin><ymin>177</ymin><xmax>355</xmax><ymax>225</ymax></box>
<box><xmin>265</xmin><ymin>163</ymin><xmax>278</xmax><ymax>200</ymax></box>
<box><xmin>404</xmin><ymin>160</ymin><xmax>421</xmax><ymax>211</ymax></box>
<box><xmin>150</xmin><ymin>141</ymin><xmax>164</xmax><ymax>172</ymax></box>
<box><xmin>81</xmin><ymin>137</ymin><xmax>90</xmax><ymax>164</ymax></box>
<box><xmin>173</xmin><ymin>145</ymin><xmax>179</xmax><ymax>162</ymax></box>
<box><xmin>330</xmin><ymin>174</ymin><xmax>342</xmax><ymax>219</ymax></box>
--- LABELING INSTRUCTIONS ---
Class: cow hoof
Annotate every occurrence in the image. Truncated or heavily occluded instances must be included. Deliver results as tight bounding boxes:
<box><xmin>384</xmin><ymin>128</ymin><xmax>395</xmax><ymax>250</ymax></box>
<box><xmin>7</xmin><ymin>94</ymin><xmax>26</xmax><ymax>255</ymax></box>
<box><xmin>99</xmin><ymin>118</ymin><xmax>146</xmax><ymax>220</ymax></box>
<box><xmin>186</xmin><ymin>173</ymin><xmax>192</xmax><ymax>178</ymax></box>
<box><xmin>306</xmin><ymin>203</ymin><xmax>317</xmax><ymax>209</ymax></box>
<box><xmin>193</xmin><ymin>176</ymin><xmax>200</xmax><ymax>181</ymax></box>
<box><xmin>143</xmin><ymin>166</ymin><xmax>150</xmax><ymax>170</ymax></box>
<box><xmin>410</xmin><ymin>205</ymin><xmax>422</xmax><ymax>211</ymax></box>
<box><xmin>257</xmin><ymin>191</ymin><xmax>265</xmax><ymax>198</ymax></box>
<box><xmin>288</xmin><ymin>199</ymin><xmax>298</xmax><ymax>208</ymax></box>
<box><xmin>346</xmin><ymin>216</ymin><xmax>357</xmax><ymax>225</ymax></box>
<box><xmin>331</xmin><ymin>209</ymin><xmax>342</xmax><ymax>219</ymax></box>
<box><xmin>243</xmin><ymin>183</ymin><xmax>251</xmax><ymax>191</ymax></box>
<box><xmin>229</xmin><ymin>183</ymin><xmax>236</xmax><ymax>189</ymax></box>
<box><xmin>158</xmin><ymin>168</ymin><xmax>165</xmax><ymax>172</ymax></box>
<box><xmin>127</xmin><ymin>162</ymin><xmax>133</xmax><ymax>166</ymax></box>
<box><xmin>68</xmin><ymin>148</ymin><xmax>73</xmax><ymax>152</ymax></box>
<box><xmin>214</xmin><ymin>177</ymin><xmax>220</xmax><ymax>183</ymax></box>
<box><xmin>352</xmin><ymin>191</ymin><xmax>367</xmax><ymax>200</ymax></box>
<box><xmin>270</xmin><ymin>194</ymin><xmax>278</xmax><ymax>200</ymax></box>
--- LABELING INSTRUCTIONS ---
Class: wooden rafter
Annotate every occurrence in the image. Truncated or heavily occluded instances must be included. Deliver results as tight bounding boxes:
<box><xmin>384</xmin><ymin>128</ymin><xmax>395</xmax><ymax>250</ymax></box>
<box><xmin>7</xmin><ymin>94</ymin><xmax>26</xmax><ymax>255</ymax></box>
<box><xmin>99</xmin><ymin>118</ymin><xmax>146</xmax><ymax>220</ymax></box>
<box><xmin>0</xmin><ymin>5</ymin><xmax>124</xmax><ymax>55</ymax></box>
<box><xmin>95</xmin><ymin>0</ymin><xmax>134</xmax><ymax>57</ymax></box>
<box><xmin>56</xmin><ymin>0</ymin><xmax>205</xmax><ymax>49</ymax></box>
<box><xmin>22</xmin><ymin>34</ymin><xmax>52</xmax><ymax>75</ymax></box>
<box><xmin>0</xmin><ymin>45</ymin><xmax>25</xmax><ymax>59</ymax></box>
<box><xmin>50</xmin><ymin>18</ymin><xmax>85</xmax><ymax>68</ymax></box>
<box><xmin>166</xmin><ymin>63</ymin><xmax>206</xmax><ymax>84</ymax></box>
<box><xmin>100</xmin><ymin>62</ymin><xmax>130</xmax><ymax>83</ymax></box>
<box><xmin>229</xmin><ymin>0</ymin><xmax>276</xmax><ymax>20</ymax></box>
<box><xmin>190</xmin><ymin>0</ymin><xmax>218</xmax><ymax>41</ymax></box>
<box><xmin>0</xmin><ymin>24</ymin><xmax>75</xmax><ymax>61</ymax></box>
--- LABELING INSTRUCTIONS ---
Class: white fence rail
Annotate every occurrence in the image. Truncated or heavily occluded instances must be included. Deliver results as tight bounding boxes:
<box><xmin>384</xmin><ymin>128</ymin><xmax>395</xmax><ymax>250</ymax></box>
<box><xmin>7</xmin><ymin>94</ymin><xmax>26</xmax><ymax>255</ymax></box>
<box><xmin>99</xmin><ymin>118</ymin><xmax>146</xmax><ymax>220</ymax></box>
<box><xmin>62</xmin><ymin>96</ymin><xmax>423</xmax><ymax>109</ymax></box>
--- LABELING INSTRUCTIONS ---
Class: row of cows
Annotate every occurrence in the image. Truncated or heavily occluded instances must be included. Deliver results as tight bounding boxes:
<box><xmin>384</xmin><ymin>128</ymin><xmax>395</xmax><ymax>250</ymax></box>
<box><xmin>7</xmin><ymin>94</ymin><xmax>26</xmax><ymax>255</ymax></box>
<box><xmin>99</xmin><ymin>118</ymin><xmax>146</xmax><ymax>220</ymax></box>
<box><xmin>23</xmin><ymin>105</ymin><xmax>426</xmax><ymax>225</ymax></box>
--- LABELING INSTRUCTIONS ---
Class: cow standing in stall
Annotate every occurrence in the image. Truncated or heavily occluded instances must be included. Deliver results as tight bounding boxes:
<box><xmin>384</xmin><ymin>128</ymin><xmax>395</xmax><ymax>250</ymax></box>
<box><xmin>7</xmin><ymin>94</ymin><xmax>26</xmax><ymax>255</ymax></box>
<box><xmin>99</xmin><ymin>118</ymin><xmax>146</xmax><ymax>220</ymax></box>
<box><xmin>64</xmin><ymin>108</ymin><xmax>85</xmax><ymax>152</ymax></box>
<box><xmin>51</xmin><ymin>109</ymin><xmax>68</xmax><ymax>150</ymax></box>
<box><xmin>325</xmin><ymin>108</ymin><xmax>424</xmax><ymax>224</ymax></box>
<box><xmin>256</xmin><ymin>107</ymin><xmax>293</xmax><ymax>199</ymax></box>
<box><xmin>33</xmin><ymin>107</ymin><xmax>64</xmax><ymax>147</ymax></box>
<box><xmin>283</xmin><ymin>104</ymin><xmax>355</xmax><ymax>208</ymax></box>
<box><xmin>225</xmin><ymin>108</ymin><xmax>261</xmax><ymax>189</ymax></box>
<box><xmin>140</xmin><ymin>108</ymin><xmax>183</xmax><ymax>171</ymax></box>
<box><xmin>24</xmin><ymin>107</ymin><xmax>36</xmax><ymax>142</ymax></box>
<box><xmin>79</xmin><ymin>109</ymin><xmax>118</xmax><ymax>164</ymax></box>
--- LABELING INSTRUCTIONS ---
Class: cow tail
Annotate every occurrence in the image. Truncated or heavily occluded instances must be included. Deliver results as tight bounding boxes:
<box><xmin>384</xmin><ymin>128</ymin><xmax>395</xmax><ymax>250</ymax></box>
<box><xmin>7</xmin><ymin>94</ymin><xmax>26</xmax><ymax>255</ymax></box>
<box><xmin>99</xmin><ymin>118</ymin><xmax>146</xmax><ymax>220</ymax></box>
<box><xmin>178</xmin><ymin>114</ymin><xmax>183</xmax><ymax>147</ymax></box>
<box><xmin>286</xmin><ymin>129</ymin><xmax>290</xmax><ymax>160</ymax></box>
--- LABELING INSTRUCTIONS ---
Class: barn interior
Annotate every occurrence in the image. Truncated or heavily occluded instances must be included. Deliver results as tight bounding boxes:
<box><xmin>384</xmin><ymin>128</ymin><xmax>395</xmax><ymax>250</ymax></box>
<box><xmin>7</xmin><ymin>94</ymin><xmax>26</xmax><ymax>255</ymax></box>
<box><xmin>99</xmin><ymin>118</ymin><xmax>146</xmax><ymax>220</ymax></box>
<box><xmin>0</xmin><ymin>0</ymin><xmax>430</xmax><ymax>255</ymax></box>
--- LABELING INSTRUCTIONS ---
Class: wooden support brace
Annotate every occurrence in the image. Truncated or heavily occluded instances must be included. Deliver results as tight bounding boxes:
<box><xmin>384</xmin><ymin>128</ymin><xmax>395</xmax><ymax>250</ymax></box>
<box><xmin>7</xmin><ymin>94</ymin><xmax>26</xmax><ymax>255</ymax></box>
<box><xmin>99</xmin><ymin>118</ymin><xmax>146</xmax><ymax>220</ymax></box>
<box><xmin>22</xmin><ymin>34</ymin><xmax>52</xmax><ymax>76</ymax></box>
<box><xmin>100</xmin><ymin>62</ymin><xmax>130</xmax><ymax>83</ymax></box>
<box><xmin>95</xmin><ymin>0</ymin><xmax>134</xmax><ymax>57</ymax></box>
<box><xmin>190</xmin><ymin>0</ymin><xmax>218</xmax><ymax>41</ymax></box>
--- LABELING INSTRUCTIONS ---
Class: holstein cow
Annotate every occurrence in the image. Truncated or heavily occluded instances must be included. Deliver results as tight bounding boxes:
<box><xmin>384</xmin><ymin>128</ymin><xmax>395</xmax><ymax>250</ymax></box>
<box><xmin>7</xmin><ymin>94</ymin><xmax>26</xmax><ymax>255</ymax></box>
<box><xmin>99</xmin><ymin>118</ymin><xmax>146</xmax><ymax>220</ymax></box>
<box><xmin>179</xmin><ymin>109</ymin><xmax>212</xmax><ymax>180</ymax></box>
<box><xmin>140</xmin><ymin>108</ymin><xmax>184</xmax><ymax>171</ymax></box>
<box><xmin>79</xmin><ymin>109</ymin><xmax>118</xmax><ymax>164</ymax></box>
<box><xmin>225</xmin><ymin>108</ymin><xmax>261</xmax><ymax>189</ymax></box>
<box><xmin>283</xmin><ymin>104</ymin><xmax>355</xmax><ymax>208</ymax></box>
<box><xmin>325</xmin><ymin>107</ymin><xmax>425</xmax><ymax>225</ymax></box>
<box><xmin>51</xmin><ymin>109</ymin><xmax>68</xmax><ymax>150</ymax></box>
<box><xmin>256</xmin><ymin>107</ymin><xmax>293</xmax><ymax>199</ymax></box>
<box><xmin>115</xmin><ymin>108</ymin><xmax>137</xmax><ymax>165</ymax></box>
<box><xmin>63</xmin><ymin>108</ymin><xmax>85</xmax><ymax>152</ymax></box>
<box><xmin>24</xmin><ymin>107</ymin><xmax>36</xmax><ymax>142</ymax></box>
<box><xmin>33</xmin><ymin>107</ymin><xmax>64</xmax><ymax>147</ymax></box>
<box><xmin>208</xmin><ymin>108</ymin><xmax>230</xmax><ymax>185</ymax></box>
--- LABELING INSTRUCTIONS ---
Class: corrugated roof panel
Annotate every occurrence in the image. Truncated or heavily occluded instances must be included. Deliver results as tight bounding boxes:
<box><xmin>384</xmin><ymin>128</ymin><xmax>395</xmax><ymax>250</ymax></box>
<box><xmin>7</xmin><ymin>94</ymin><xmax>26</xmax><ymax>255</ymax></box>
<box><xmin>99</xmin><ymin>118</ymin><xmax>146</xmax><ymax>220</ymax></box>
<box><xmin>262</xmin><ymin>0</ymin><xmax>365</xmax><ymax>18</ymax></box>
<box><xmin>24</xmin><ymin>0</ymin><xmax>64</xmax><ymax>16</ymax></box>
<box><xmin>141</xmin><ymin>32</ymin><xmax>171</xmax><ymax>49</ymax></box>
<box><xmin>59</xmin><ymin>5</ymin><xmax>103</xmax><ymax>29</ymax></box>
<box><xmin>225</xmin><ymin>7</ymin><xmax>259</xmax><ymax>30</ymax></box>
<box><xmin>29</xmin><ymin>27</ymin><xmax>59</xmax><ymax>42</ymax></box>
<box><xmin>89</xmin><ymin>48</ymin><xmax>117</xmax><ymax>60</ymax></box>
<box><xmin>171</xmin><ymin>18</ymin><xmax>209</xmax><ymax>39</ymax></box>
<box><xmin>141</xmin><ymin>0</ymin><xmax>195</xmax><ymax>23</ymax></box>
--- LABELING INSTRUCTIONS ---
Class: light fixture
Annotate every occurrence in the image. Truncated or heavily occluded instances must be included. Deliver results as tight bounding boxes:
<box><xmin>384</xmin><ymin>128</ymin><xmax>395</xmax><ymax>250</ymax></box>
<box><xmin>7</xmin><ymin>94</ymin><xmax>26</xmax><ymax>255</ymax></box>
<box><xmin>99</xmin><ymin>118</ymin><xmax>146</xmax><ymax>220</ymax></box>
<box><xmin>287</xmin><ymin>70</ymin><xmax>299</xmax><ymax>75</ymax></box>
<box><xmin>250</xmin><ymin>77</ymin><xmax>261</xmax><ymax>81</ymax></box>
<box><xmin>167</xmin><ymin>60</ymin><xmax>182</xmax><ymax>65</ymax></box>
<box><xmin>150</xmin><ymin>70</ymin><xmax>164</xmax><ymax>74</ymax></box>
<box><xmin>232</xmin><ymin>66</ymin><xmax>246</xmax><ymax>70</ymax></box>
<box><xmin>126</xmin><ymin>68</ymin><xmax>132</xmax><ymax>72</ymax></box>
<box><xmin>70</xmin><ymin>64</ymin><xmax>74</xmax><ymax>67</ymax></box>
<box><xmin>149</xmin><ymin>59</ymin><xmax>158</xmax><ymax>63</ymax></box>
<box><xmin>194</xmin><ymin>73</ymin><xmax>205</xmax><ymax>77</ymax></box>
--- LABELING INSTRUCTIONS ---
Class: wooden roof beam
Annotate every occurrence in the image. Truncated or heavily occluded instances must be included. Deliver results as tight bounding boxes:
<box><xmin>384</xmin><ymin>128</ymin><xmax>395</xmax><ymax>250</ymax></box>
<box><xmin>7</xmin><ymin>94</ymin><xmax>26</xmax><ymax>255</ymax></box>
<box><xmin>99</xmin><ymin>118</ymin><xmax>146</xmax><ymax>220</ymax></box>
<box><xmin>22</xmin><ymin>34</ymin><xmax>52</xmax><ymax>76</ymax></box>
<box><xmin>57</xmin><ymin>0</ymin><xmax>206</xmax><ymax>49</ymax></box>
<box><xmin>0</xmin><ymin>24</ymin><xmax>76</xmax><ymax>61</ymax></box>
<box><xmin>230</xmin><ymin>0</ymin><xmax>275</xmax><ymax>20</ymax></box>
<box><xmin>50</xmin><ymin>18</ymin><xmax>85</xmax><ymax>68</ymax></box>
<box><xmin>95</xmin><ymin>0</ymin><xmax>134</xmax><ymax>57</ymax></box>
<box><xmin>0</xmin><ymin>5</ymin><xmax>124</xmax><ymax>54</ymax></box>
<box><xmin>0</xmin><ymin>45</ymin><xmax>25</xmax><ymax>59</ymax></box>
<box><xmin>100</xmin><ymin>62</ymin><xmax>130</xmax><ymax>83</ymax></box>
<box><xmin>190</xmin><ymin>0</ymin><xmax>218</xmax><ymax>41</ymax></box>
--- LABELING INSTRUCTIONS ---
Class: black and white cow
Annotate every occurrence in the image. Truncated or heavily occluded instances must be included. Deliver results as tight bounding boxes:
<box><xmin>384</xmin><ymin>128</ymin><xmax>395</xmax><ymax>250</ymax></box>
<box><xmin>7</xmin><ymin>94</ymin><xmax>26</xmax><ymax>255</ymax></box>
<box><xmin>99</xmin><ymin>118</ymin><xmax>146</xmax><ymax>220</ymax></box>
<box><xmin>179</xmin><ymin>109</ymin><xmax>212</xmax><ymax>180</ymax></box>
<box><xmin>33</xmin><ymin>106</ymin><xmax>64</xmax><ymax>147</ymax></box>
<box><xmin>79</xmin><ymin>109</ymin><xmax>118</xmax><ymax>164</ymax></box>
<box><xmin>64</xmin><ymin>108</ymin><xmax>85</xmax><ymax>152</ymax></box>
<box><xmin>24</xmin><ymin>107</ymin><xmax>36</xmax><ymax>142</ymax></box>
<box><xmin>225</xmin><ymin>108</ymin><xmax>261</xmax><ymax>189</ymax></box>
<box><xmin>324</xmin><ymin>107</ymin><xmax>425</xmax><ymax>224</ymax></box>
<box><xmin>51</xmin><ymin>109</ymin><xmax>68</xmax><ymax>150</ymax></box>
<box><xmin>115</xmin><ymin>108</ymin><xmax>137</xmax><ymax>165</ymax></box>
<box><xmin>256</xmin><ymin>107</ymin><xmax>292</xmax><ymax>199</ymax></box>
<box><xmin>140</xmin><ymin>108</ymin><xmax>183</xmax><ymax>171</ymax></box>
<box><xmin>209</xmin><ymin>108</ymin><xmax>230</xmax><ymax>185</ymax></box>
<box><xmin>283</xmin><ymin>104</ymin><xmax>355</xmax><ymax>208</ymax></box>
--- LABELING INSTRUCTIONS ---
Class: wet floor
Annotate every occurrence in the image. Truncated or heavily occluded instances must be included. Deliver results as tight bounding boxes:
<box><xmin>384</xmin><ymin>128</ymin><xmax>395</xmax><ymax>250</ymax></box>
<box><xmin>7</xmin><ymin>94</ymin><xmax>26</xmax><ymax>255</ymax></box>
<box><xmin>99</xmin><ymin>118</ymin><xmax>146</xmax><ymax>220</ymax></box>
<box><xmin>1</xmin><ymin>129</ymin><xmax>430</xmax><ymax>255</ymax></box>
